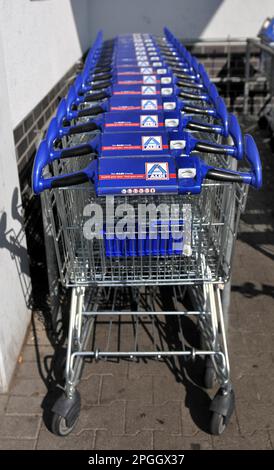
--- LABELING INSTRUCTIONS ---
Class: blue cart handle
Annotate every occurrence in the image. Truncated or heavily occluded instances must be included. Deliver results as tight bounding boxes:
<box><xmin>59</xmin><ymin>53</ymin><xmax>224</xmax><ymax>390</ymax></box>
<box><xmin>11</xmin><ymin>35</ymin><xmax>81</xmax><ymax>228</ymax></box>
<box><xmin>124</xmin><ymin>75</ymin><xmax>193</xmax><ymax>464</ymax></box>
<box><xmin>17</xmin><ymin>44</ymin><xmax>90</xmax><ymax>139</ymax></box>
<box><xmin>32</xmin><ymin>140</ymin><xmax>97</xmax><ymax>194</ymax></box>
<box><xmin>193</xmin><ymin>114</ymin><xmax>243</xmax><ymax>160</ymax></box>
<box><xmin>204</xmin><ymin>134</ymin><xmax>262</xmax><ymax>189</ymax></box>
<box><xmin>33</xmin><ymin>135</ymin><xmax>262</xmax><ymax>195</ymax></box>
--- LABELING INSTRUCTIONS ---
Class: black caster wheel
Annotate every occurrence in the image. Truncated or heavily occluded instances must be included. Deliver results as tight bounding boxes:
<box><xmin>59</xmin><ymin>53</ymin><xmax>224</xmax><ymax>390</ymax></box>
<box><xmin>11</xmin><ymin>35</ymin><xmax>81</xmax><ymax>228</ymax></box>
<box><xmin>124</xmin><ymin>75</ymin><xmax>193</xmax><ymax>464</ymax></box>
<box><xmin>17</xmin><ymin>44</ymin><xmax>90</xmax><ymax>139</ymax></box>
<box><xmin>51</xmin><ymin>390</ymin><xmax>81</xmax><ymax>436</ymax></box>
<box><xmin>51</xmin><ymin>412</ymin><xmax>79</xmax><ymax>436</ymax></box>
<box><xmin>204</xmin><ymin>362</ymin><xmax>216</xmax><ymax>389</ymax></box>
<box><xmin>210</xmin><ymin>412</ymin><xmax>227</xmax><ymax>435</ymax></box>
<box><xmin>209</xmin><ymin>387</ymin><xmax>235</xmax><ymax>435</ymax></box>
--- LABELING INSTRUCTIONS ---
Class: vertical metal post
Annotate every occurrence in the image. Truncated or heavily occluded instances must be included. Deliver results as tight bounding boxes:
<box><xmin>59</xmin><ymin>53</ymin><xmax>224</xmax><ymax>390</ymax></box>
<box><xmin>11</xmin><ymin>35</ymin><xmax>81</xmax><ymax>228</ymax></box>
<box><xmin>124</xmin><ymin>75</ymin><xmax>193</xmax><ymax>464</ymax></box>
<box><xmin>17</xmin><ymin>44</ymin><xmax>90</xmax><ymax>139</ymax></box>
<box><xmin>244</xmin><ymin>39</ymin><xmax>251</xmax><ymax>115</ymax></box>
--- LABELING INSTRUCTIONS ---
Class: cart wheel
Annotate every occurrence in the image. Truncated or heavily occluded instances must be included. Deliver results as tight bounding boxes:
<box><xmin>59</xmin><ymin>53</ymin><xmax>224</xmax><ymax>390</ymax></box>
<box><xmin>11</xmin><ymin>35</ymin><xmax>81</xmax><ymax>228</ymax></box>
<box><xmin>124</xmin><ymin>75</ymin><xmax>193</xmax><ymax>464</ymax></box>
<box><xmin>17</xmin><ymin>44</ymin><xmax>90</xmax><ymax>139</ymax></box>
<box><xmin>51</xmin><ymin>390</ymin><xmax>81</xmax><ymax>436</ymax></box>
<box><xmin>210</xmin><ymin>412</ymin><xmax>227</xmax><ymax>435</ymax></box>
<box><xmin>51</xmin><ymin>412</ymin><xmax>79</xmax><ymax>436</ymax></box>
<box><xmin>209</xmin><ymin>387</ymin><xmax>235</xmax><ymax>435</ymax></box>
<box><xmin>204</xmin><ymin>365</ymin><xmax>216</xmax><ymax>389</ymax></box>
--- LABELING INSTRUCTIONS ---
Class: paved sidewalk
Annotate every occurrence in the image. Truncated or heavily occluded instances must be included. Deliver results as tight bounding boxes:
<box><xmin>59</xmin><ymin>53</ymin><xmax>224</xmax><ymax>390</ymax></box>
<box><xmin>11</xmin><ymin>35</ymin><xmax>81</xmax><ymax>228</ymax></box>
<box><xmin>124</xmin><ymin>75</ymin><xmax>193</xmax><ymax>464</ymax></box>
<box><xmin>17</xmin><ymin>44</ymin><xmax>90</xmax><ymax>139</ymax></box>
<box><xmin>0</xmin><ymin>120</ymin><xmax>274</xmax><ymax>450</ymax></box>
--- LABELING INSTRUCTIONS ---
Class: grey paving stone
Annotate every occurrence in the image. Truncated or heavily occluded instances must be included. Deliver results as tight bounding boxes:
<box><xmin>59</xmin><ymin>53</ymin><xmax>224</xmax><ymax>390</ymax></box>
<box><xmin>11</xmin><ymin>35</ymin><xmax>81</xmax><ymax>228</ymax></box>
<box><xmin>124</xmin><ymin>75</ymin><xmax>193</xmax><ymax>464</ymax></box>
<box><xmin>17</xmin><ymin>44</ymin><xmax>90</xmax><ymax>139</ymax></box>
<box><xmin>153</xmin><ymin>375</ymin><xmax>185</xmax><ymax>404</ymax></box>
<box><xmin>229</xmin><ymin>353</ymin><xmax>273</xmax><ymax>379</ymax></box>
<box><xmin>233</xmin><ymin>375</ymin><xmax>262</xmax><ymax>402</ymax></box>
<box><xmin>79</xmin><ymin>375</ymin><xmax>102</xmax><ymax>406</ymax></box>
<box><xmin>128</xmin><ymin>359</ymin><xmax>174</xmax><ymax>378</ymax></box>
<box><xmin>95</xmin><ymin>430</ymin><xmax>153</xmax><ymax>450</ymax></box>
<box><xmin>236</xmin><ymin>401</ymin><xmax>274</xmax><ymax>434</ymax></box>
<box><xmin>212</xmin><ymin>431</ymin><xmax>272</xmax><ymax>450</ymax></box>
<box><xmin>244</xmin><ymin>333</ymin><xmax>274</xmax><ymax>355</ymax></box>
<box><xmin>82</xmin><ymin>359</ymin><xmax>129</xmax><ymax>379</ymax></box>
<box><xmin>10</xmin><ymin>378</ymin><xmax>47</xmax><ymax>397</ymax></box>
<box><xmin>0</xmin><ymin>416</ymin><xmax>41</xmax><ymax>439</ymax></box>
<box><xmin>126</xmin><ymin>401</ymin><xmax>181</xmax><ymax>434</ymax></box>
<box><xmin>71</xmin><ymin>401</ymin><xmax>125</xmax><ymax>435</ymax></box>
<box><xmin>15</xmin><ymin>361</ymin><xmax>42</xmax><ymax>379</ymax></box>
<box><xmin>100</xmin><ymin>375</ymin><xmax>153</xmax><ymax>404</ymax></box>
<box><xmin>0</xmin><ymin>439</ymin><xmax>36</xmax><ymax>450</ymax></box>
<box><xmin>227</xmin><ymin>331</ymin><xmax>250</xmax><ymax>355</ymax></box>
<box><xmin>27</xmin><ymin>328</ymin><xmax>52</xmax><ymax>347</ymax></box>
<box><xmin>247</xmin><ymin>376</ymin><xmax>274</xmax><ymax>404</ymax></box>
<box><xmin>153</xmin><ymin>431</ymin><xmax>213</xmax><ymax>450</ymax></box>
<box><xmin>36</xmin><ymin>429</ymin><xmax>94</xmax><ymax>450</ymax></box>
<box><xmin>268</xmin><ymin>430</ymin><xmax>274</xmax><ymax>450</ymax></box>
<box><xmin>0</xmin><ymin>395</ymin><xmax>8</xmax><ymax>414</ymax></box>
<box><xmin>229</xmin><ymin>309</ymin><xmax>267</xmax><ymax>333</ymax></box>
<box><xmin>20</xmin><ymin>345</ymin><xmax>53</xmax><ymax>362</ymax></box>
<box><xmin>6</xmin><ymin>395</ymin><xmax>43</xmax><ymax>415</ymax></box>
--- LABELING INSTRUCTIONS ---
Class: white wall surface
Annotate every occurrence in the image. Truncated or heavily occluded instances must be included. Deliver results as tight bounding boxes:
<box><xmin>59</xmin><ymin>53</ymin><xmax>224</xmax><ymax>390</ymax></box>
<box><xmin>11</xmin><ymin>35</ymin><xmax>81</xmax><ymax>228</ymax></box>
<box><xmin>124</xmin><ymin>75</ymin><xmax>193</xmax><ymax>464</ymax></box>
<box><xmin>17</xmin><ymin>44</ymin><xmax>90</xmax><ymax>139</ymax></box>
<box><xmin>0</xmin><ymin>30</ymin><xmax>31</xmax><ymax>392</ymax></box>
<box><xmin>0</xmin><ymin>0</ymin><xmax>90</xmax><ymax>128</ymax></box>
<box><xmin>87</xmin><ymin>0</ymin><xmax>274</xmax><ymax>41</ymax></box>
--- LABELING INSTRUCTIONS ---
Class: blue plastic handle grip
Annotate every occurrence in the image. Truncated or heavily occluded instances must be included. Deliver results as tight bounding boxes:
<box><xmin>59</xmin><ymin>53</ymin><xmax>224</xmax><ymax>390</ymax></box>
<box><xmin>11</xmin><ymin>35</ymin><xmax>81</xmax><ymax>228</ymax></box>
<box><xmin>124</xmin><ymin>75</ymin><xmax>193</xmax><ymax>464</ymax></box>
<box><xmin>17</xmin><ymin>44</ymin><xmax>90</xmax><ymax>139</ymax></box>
<box><xmin>228</xmin><ymin>114</ymin><xmax>243</xmax><ymax>159</ymax></box>
<box><xmin>32</xmin><ymin>141</ymin><xmax>50</xmax><ymax>194</ymax></box>
<box><xmin>244</xmin><ymin>134</ymin><xmax>262</xmax><ymax>188</ymax></box>
<box><xmin>32</xmin><ymin>140</ymin><xmax>97</xmax><ymax>194</ymax></box>
<box><xmin>216</xmin><ymin>98</ymin><xmax>228</xmax><ymax>136</ymax></box>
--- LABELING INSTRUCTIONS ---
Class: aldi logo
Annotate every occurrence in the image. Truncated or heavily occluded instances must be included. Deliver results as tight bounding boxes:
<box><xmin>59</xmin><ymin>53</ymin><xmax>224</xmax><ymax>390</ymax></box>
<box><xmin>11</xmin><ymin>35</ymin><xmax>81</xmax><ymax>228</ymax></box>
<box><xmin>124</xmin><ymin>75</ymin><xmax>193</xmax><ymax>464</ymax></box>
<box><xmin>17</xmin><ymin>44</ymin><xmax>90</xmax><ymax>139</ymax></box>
<box><xmin>138</xmin><ymin>61</ymin><xmax>149</xmax><ymax>66</ymax></box>
<box><xmin>140</xmin><ymin>67</ymin><xmax>153</xmax><ymax>74</ymax></box>
<box><xmin>146</xmin><ymin>162</ymin><xmax>169</xmax><ymax>180</ymax></box>
<box><xmin>142</xmin><ymin>136</ymin><xmax>162</xmax><ymax>151</ymax></box>
<box><xmin>142</xmin><ymin>86</ymin><xmax>156</xmax><ymax>95</ymax></box>
<box><xmin>140</xmin><ymin>115</ymin><xmax>158</xmax><ymax>127</ymax></box>
<box><xmin>141</xmin><ymin>99</ymin><xmax>158</xmax><ymax>110</ymax></box>
<box><xmin>136</xmin><ymin>55</ymin><xmax>148</xmax><ymax>60</ymax></box>
<box><xmin>143</xmin><ymin>75</ymin><xmax>157</xmax><ymax>84</ymax></box>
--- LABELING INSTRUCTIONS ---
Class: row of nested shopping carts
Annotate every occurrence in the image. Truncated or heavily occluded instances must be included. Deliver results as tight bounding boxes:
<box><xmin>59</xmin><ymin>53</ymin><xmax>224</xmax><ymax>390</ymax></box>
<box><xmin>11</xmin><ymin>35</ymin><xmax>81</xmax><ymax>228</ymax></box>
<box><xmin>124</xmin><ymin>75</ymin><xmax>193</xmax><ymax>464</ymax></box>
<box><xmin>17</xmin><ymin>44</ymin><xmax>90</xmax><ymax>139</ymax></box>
<box><xmin>32</xmin><ymin>28</ymin><xmax>262</xmax><ymax>436</ymax></box>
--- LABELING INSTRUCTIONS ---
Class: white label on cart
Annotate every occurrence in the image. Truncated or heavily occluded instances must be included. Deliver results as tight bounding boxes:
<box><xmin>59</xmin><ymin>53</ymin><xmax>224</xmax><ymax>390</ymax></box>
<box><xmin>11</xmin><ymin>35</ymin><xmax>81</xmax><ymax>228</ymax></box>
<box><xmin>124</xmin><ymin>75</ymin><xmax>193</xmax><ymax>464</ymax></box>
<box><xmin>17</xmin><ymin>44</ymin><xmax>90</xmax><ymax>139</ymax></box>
<box><xmin>170</xmin><ymin>140</ymin><xmax>186</xmax><ymax>150</ymax></box>
<box><xmin>161</xmin><ymin>77</ymin><xmax>172</xmax><ymax>84</ymax></box>
<box><xmin>141</xmin><ymin>99</ymin><xmax>158</xmax><ymax>110</ymax></box>
<box><xmin>152</xmin><ymin>62</ymin><xmax>162</xmax><ymax>67</ymax></box>
<box><xmin>142</xmin><ymin>86</ymin><xmax>156</xmax><ymax>95</ymax></box>
<box><xmin>145</xmin><ymin>162</ymin><xmax>169</xmax><ymax>179</ymax></box>
<box><xmin>142</xmin><ymin>136</ymin><xmax>163</xmax><ymax>151</ymax></box>
<box><xmin>140</xmin><ymin>115</ymin><xmax>158</xmax><ymax>127</ymax></box>
<box><xmin>143</xmin><ymin>75</ymin><xmax>157</xmax><ymax>84</ymax></box>
<box><xmin>165</xmin><ymin>118</ymin><xmax>179</xmax><ymax>127</ymax></box>
<box><xmin>178</xmin><ymin>168</ymin><xmax>196</xmax><ymax>178</ymax></box>
<box><xmin>163</xmin><ymin>102</ymin><xmax>176</xmax><ymax>110</ymax></box>
<box><xmin>157</xmin><ymin>68</ymin><xmax>167</xmax><ymax>74</ymax></box>
<box><xmin>161</xmin><ymin>87</ymin><xmax>173</xmax><ymax>96</ymax></box>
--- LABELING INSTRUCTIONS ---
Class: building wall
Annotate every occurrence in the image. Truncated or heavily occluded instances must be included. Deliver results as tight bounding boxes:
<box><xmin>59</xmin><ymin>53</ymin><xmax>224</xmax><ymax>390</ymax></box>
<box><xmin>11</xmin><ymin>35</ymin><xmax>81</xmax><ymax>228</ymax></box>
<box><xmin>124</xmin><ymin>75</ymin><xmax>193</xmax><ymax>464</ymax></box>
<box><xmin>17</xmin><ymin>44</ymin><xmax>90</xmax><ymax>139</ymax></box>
<box><xmin>0</xmin><ymin>31</ymin><xmax>31</xmax><ymax>393</ymax></box>
<box><xmin>87</xmin><ymin>0</ymin><xmax>274</xmax><ymax>41</ymax></box>
<box><xmin>0</xmin><ymin>0</ymin><xmax>90</xmax><ymax>128</ymax></box>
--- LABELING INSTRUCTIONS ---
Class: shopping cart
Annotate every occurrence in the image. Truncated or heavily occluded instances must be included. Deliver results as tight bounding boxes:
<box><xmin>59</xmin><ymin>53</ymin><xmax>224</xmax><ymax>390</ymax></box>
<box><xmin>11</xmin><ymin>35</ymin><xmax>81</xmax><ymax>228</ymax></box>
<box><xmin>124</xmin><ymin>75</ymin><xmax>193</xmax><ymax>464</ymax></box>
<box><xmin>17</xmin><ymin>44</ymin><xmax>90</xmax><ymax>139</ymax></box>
<box><xmin>32</xmin><ymin>30</ymin><xmax>262</xmax><ymax>437</ymax></box>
